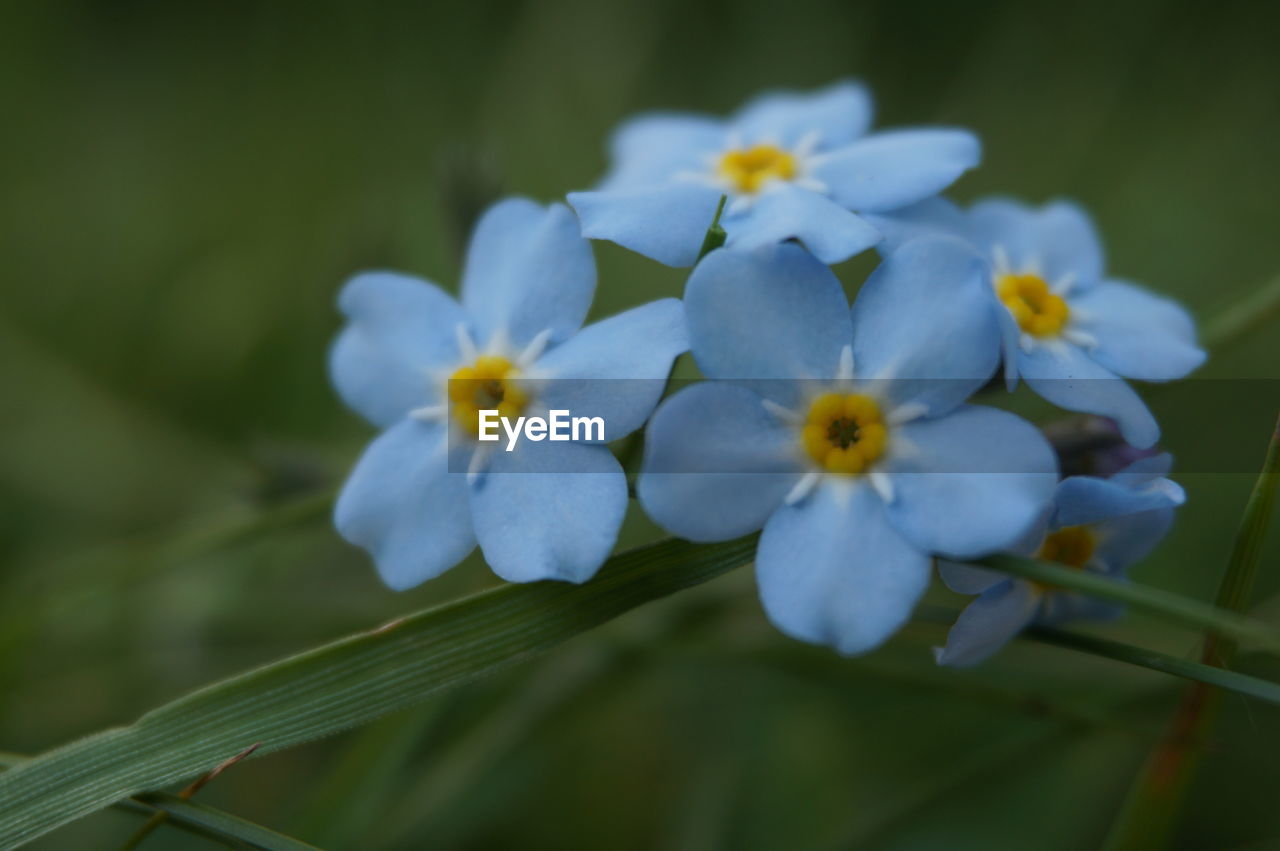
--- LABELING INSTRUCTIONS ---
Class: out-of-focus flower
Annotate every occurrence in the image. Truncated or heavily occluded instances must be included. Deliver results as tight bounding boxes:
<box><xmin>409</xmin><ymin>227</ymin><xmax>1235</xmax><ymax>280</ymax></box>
<box><xmin>935</xmin><ymin>454</ymin><xmax>1185</xmax><ymax>667</ymax></box>
<box><xmin>330</xmin><ymin>198</ymin><xmax>687</xmax><ymax>589</ymax></box>
<box><xmin>1043</xmin><ymin>415</ymin><xmax>1163</xmax><ymax>478</ymax></box>
<box><xmin>637</xmin><ymin>239</ymin><xmax>1057</xmax><ymax>655</ymax></box>
<box><xmin>868</xmin><ymin>197</ymin><xmax>1206</xmax><ymax>448</ymax></box>
<box><xmin>568</xmin><ymin>81</ymin><xmax>980</xmax><ymax>267</ymax></box>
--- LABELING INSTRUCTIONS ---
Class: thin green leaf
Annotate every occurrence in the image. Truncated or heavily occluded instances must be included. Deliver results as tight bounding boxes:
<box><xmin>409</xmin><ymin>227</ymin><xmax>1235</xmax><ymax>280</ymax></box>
<box><xmin>979</xmin><ymin>554</ymin><xmax>1280</xmax><ymax>654</ymax></box>
<box><xmin>1210</xmin><ymin>412</ymin><xmax>1280</xmax><ymax>657</ymax></box>
<box><xmin>0</xmin><ymin>753</ymin><xmax>315</xmax><ymax>850</ymax></box>
<box><xmin>1103</xmin><ymin>414</ymin><xmax>1280</xmax><ymax>851</ymax></box>
<box><xmin>695</xmin><ymin>195</ymin><xmax>728</xmax><ymax>261</ymax></box>
<box><xmin>1202</xmin><ymin>273</ymin><xmax>1280</xmax><ymax>352</ymax></box>
<box><xmin>910</xmin><ymin>606</ymin><xmax>1280</xmax><ymax>708</ymax></box>
<box><xmin>0</xmin><ymin>536</ymin><xmax>755</xmax><ymax>848</ymax></box>
<box><xmin>1021</xmin><ymin>626</ymin><xmax>1280</xmax><ymax>706</ymax></box>
<box><xmin>129</xmin><ymin>795</ymin><xmax>320</xmax><ymax>851</ymax></box>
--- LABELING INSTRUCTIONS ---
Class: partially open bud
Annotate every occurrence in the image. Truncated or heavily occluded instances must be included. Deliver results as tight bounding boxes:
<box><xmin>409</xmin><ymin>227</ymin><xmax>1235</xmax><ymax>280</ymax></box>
<box><xmin>1044</xmin><ymin>415</ymin><xmax>1162</xmax><ymax>478</ymax></box>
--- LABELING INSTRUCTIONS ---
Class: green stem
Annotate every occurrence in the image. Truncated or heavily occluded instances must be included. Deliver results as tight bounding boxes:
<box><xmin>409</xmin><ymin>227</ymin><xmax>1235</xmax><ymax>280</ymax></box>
<box><xmin>1202</xmin><ymin>273</ymin><xmax>1280</xmax><ymax>353</ymax></box>
<box><xmin>1102</xmin><ymin>414</ymin><xmax>1280</xmax><ymax>851</ymax></box>
<box><xmin>1022</xmin><ymin>627</ymin><xmax>1280</xmax><ymax>706</ymax></box>
<box><xmin>695</xmin><ymin>195</ymin><xmax>729</xmax><ymax>261</ymax></box>
<box><xmin>978</xmin><ymin>553</ymin><xmax>1280</xmax><ymax>654</ymax></box>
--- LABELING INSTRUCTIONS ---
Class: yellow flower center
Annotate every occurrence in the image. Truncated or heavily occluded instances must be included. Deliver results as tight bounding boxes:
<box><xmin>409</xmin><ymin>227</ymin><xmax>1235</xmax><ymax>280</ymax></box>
<box><xmin>800</xmin><ymin>393</ymin><xmax>887</xmax><ymax>475</ymax></box>
<box><xmin>996</xmin><ymin>273</ymin><xmax>1070</xmax><ymax>337</ymax></box>
<box><xmin>718</xmin><ymin>144</ymin><xmax>797</xmax><ymax>194</ymax></box>
<box><xmin>1031</xmin><ymin>525</ymin><xmax>1096</xmax><ymax>591</ymax></box>
<box><xmin>1037</xmin><ymin>525</ymin><xmax>1095</xmax><ymax>568</ymax></box>
<box><xmin>447</xmin><ymin>355</ymin><xmax>527</xmax><ymax>434</ymax></box>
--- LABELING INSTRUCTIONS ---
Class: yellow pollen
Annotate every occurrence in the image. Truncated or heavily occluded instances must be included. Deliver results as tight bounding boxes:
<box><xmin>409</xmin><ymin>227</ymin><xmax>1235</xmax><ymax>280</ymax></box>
<box><xmin>718</xmin><ymin>144</ymin><xmax>797</xmax><ymax>194</ymax></box>
<box><xmin>447</xmin><ymin>355</ymin><xmax>526</xmax><ymax>434</ymax></box>
<box><xmin>1032</xmin><ymin>525</ymin><xmax>1096</xmax><ymax>591</ymax></box>
<box><xmin>800</xmin><ymin>393</ymin><xmax>887</xmax><ymax>475</ymax></box>
<box><xmin>996</xmin><ymin>273</ymin><xmax>1070</xmax><ymax>337</ymax></box>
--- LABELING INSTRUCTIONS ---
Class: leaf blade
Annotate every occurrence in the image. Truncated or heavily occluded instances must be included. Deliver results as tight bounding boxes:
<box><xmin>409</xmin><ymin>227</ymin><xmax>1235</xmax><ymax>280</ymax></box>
<box><xmin>979</xmin><ymin>553</ymin><xmax>1280</xmax><ymax>654</ymax></box>
<box><xmin>0</xmin><ymin>536</ymin><xmax>755</xmax><ymax>847</ymax></box>
<box><xmin>0</xmin><ymin>753</ymin><xmax>316</xmax><ymax>850</ymax></box>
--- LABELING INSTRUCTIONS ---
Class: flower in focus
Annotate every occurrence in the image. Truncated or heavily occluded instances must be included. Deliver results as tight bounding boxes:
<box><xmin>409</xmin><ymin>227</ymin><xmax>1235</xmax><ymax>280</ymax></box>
<box><xmin>867</xmin><ymin>197</ymin><xmax>1206</xmax><ymax>448</ymax></box>
<box><xmin>568</xmin><ymin>80</ymin><xmax>980</xmax><ymax>267</ymax></box>
<box><xmin>935</xmin><ymin>454</ymin><xmax>1185</xmax><ymax>667</ymax></box>
<box><xmin>637</xmin><ymin>239</ymin><xmax>1058</xmax><ymax>655</ymax></box>
<box><xmin>330</xmin><ymin>198</ymin><xmax>688</xmax><ymax>589</ymax></box>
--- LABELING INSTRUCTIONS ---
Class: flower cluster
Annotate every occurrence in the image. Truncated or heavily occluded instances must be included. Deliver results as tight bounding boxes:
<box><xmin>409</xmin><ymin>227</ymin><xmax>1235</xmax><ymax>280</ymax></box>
<box><xmin>331</xmin><ymin>81</ymin><xmax>1203</xmax><ymax>662</ymax></box>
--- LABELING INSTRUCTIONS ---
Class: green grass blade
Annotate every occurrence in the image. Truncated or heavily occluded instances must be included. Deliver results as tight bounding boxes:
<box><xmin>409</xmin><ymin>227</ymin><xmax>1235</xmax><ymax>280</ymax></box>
<box><xmin>1102</xmin><ymin>414</ymin><xmax>1280</xmax><ymax>851</ymax></box>
<box><xmin>979</xmin><ymin>554</ymin><xmax>1280</xmax><ymax>653</ymax></box>
<box><xmin>1022</xmin><ymin>627</ymin><xmax>1280</xmax><ymax>706</ymax></box>
<box><xmin>129</xmin><ymin>795</ymin><xmax>320</xmax><ymax>851</ymax></box>
<box><xmin>1202</xmin><ymin>273</ymin><xmax>1280</xmax><ymax>352</ymax></box>
<box><xmin>911</xmin><ymin>607</ymin><xmax>1280</xmax><ymax>707</ymax></box>
<box><xmin>0</xmin><ymin>536</ymin><xmax>755</xmax><ymax>848</ymax></box>
<box><xmin>1210</xmin><ymin>413</ymin><xmax>1280</xmax><ymax>654</ymax></box>
<box><xmin>0</xmin><ymin>753</ymin><xmax>315</xmax><ymax>850</ymax></box>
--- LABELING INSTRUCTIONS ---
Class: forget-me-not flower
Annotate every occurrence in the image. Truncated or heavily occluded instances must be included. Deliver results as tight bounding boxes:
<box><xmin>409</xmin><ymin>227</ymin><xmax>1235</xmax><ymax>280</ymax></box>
<box><xmin>331</xmin><ymin>198</ymin><xmax>688</xmax><ymax>589</ymax></box>
<box><xmin>935</xmin><ymin>454</ymin><xmax>1185</xmax><ymax>666</ymax></box>
<box><xmin>867</xmin><ymin>197</ymin><xmax>1206</xmax><ymax>448</ymax></box>
<box><xmin>637</xmin><ymin>239</ymin><xmax>1058</xmax><ymax>655</ymax></box>
<box><xmin>567</xmin><ymin>81</ymin><xmax>980</xmax><ymax>268</ymax></box>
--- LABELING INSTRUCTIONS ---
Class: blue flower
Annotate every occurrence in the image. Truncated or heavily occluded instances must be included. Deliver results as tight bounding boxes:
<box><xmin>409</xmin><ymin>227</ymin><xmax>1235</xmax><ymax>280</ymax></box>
<box><xmin>868</xmin><ymin>197</ymin><xmax>1206</xmax><ymax>448</ymax></box>
<box><xmin>935</xmin><ymin>454</ymin><xmax>1185</xmax><ymax>667</ymax></box>
<box><xmin>567</xmin><ymin>80</ymin><xmax>980</xmax><ymax>268</ymax></box>
<box><xmin>330</xmin><ymin>198</ymin><xmax>688</xmax><ymax>589</ymax></box>
<box><xmin>636</xmin><ymin>239</ymin><xmax>1058</xmax><ymax>655</ymax></box>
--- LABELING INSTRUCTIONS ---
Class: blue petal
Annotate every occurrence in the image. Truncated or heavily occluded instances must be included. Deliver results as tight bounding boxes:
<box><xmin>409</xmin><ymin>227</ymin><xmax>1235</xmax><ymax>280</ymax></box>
<box><xmin>1070</xmin><ymin>280</ymin><xmax>1206</xmax><ymax>380</ymax></box>
<box><xmin>995</xmin><ymin>290</ymin><xmax>1025</xmax><ymax>389</ymax></box>
<box><xmin>862</xmin><ymin>197</ymin><xmax>968</xmax><ymax>256</ymax></box>
<box><xmin>968</xmin><ymin>198</ymin><xmax>1104</xmax><ymax>287</ymax></box>
<box><xmin>937</xmin><ymin>561</ymin><xmax>1008</xmax><ymax>595</ymax></box>
<box><xmin>884</xmin><ymin>405</ymin><xmax>1059</xmax><ymax>559</ymax></box>
<box><xmin>724</xmin><ymin>186</ymin><xmax>881</xmax><ymax>264</ymax></box>
<box><xmin>637</xmin><ymin>383</ymin><xmax>802</xmax><ymax>542</ymax></box>
<box><xmin>1039</xmin><ymin>590</ymin><xmax>1125</xmax><ymax>626</ymax></box>
<box><xmin>598</xmin><ymin>113</ymin><xmax>726</xmax><ymax>190</ymax></box>
<box><xmin>1092</xmin><ymin>508</ymin><xmax>1176</xmax><ymax>569</ymax></box>
<box><xmin>967</xmin><ymin>198</ymin><xmax>1034</xmax><ymax>269</ymax></box>
<box><xmin>684</xmin><ymin>243</ymin><xmax>851</xmax><ymax>406</ymax></box>
<box><xmin>730</xmin><ymin>80</ymin><xmax>874</xmax><ymax>149</ymax></box>
<box><xmin>756</xmin><ymin>480</ymin><xmax>931</xmax><ymax>655</ymax></box>
<box><xmin>460</xmin><ymin>199</ymin><xmax>595</xmax><ymax>349</ymax></box>
<box><xmin>330</xmin><ymin>272</ymin><xmax>465</xmax><ymax>429</ymax></box>
<box><xmin>569</xmin><ymin>183</ymin><xmax>723</xmax><ymax>268</ymax></box>
<box><xmin>850</xmin><ymin>236</ymin><xmax>1000</xmax><ymax>416</ymax></box>
<box><xmin>935</xmin><ymin>579</ymin><xmax>1041</xmax><ymax>667</ymax></box>
<box><xmin>1017</xmin><ymin>343</ymin><xmax>1159</xmax><ymax>448</ymax></box>
<box><xmin>469</xmin><ymin>440</ymin><xmax>627</xmax><ymax>583</ymax></box>
<box><xmin>532</xmin><ymin>299</ymin><xmax>689</xmax><ymax>442</ymax></box>
<box><xmin>1053</xmin><ymin>471</ymin><xmax>1185</xmax><ymax>529</ymax></box>
<box><xmin>1032</xmin><ymin>201</ymin><xmax>1106</xmax><ymax>288</ymax></box>
<box><xmin>1112</xmin><ymin>452</ymin><xmax>1174</xmax><ymax>481</ymax></box>
<box><xmin>334</xmin><ymin>419</ymin><xmax>475</xmax><ymax>590</ymax></box>
<box><xmin>812</xmin><ymin>129</ymin><xmax>980</xmax><ymax>212</ymax></box>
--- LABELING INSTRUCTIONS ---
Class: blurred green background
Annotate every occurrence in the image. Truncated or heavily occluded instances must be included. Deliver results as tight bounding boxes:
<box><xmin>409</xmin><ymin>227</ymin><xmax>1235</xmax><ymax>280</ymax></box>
<box><xmin>3</xmin><ymin>1</ymin><xmax>1279</xmax><ymax>848</ymax></box>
